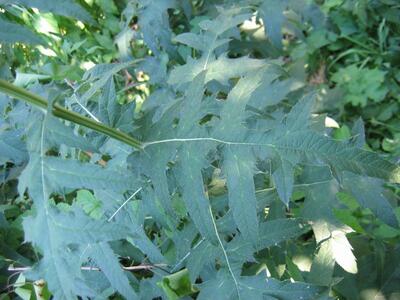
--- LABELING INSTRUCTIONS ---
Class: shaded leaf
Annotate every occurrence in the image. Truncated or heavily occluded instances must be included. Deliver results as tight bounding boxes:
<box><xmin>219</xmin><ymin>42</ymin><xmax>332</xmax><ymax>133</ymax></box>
<box><xmin>342</xmin><ymin>172</ymin><xmax>398</xmax><ymax>228</ymax></box>
<box><xmin>1</xmin><ymin>0</ymin><xmax>93</xmax><ymax>23</ymax></box>
<box><xmin>0</xmin><ymin>18</ymin><xmax>44</xmax><ymax>45</ymax></box>
<box><xmin>89</xmin><ymin>243</ymin><xmax>138</xmax><ymax>300</ymax></box>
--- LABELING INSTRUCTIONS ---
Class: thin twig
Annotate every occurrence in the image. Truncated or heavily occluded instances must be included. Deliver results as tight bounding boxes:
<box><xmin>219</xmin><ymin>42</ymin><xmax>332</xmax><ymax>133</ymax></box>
<box><xmin>8</xmin><ymin>263</ymin><xmax>168</xmax><ymax>273</ymax></box>
<box><xmin>123</xmin><ymin>264</ymin><xmax>167</xmax><ymax>271</ymax></box>
<box><xmin>118</xmin><ymin>82</ymin><xmax>147</xmax><ymax>94</ymax></box>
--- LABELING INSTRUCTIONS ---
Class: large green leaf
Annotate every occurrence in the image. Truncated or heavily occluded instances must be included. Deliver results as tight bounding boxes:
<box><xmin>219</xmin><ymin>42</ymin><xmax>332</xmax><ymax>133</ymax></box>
<box><xmin>303</xmin><ymin>183</ymin><xmax>358</xmax><ymax>276</ymax></box>
<box><xmin>168</xmin><ymin>54</ymin><xmax>267</xmax><ymax>87</ymax></box>
<box><xmin>343</xmin><ymin>172</ymin><xmax>398</xmax><ymax>228</ymax></box>
<box><xmin>198</xmin><ymin>270</ymin><xmax>325</xmax><ymax>300</ymax></box>
<box><xmin>17</xmin><ymin>113</ymin><xmax>140</xmax><ymax>299</ymax></box>
<box><xmin>176</xmin><ymin>144</ymin><xmax>219</xmax><ymax>245</ymax></box>
<box><xmin>271</xmin><ymin>131</ymin><xmax>400</xmax><ymax>183</ymax></box>
<box><xmin>0</xmin><ymin>18</ymin><xmax>43</xmax><ymax>45</ymax></box>
<box><xmin>2</xmin><ymin>1</ymin><xmax>399</xmax><ymax>299</ymax></box>
<box><xmin>1</xmin><ymin>0</ymin><xmax>93</xmax><ymax>23</ymax></box>
<box><xmin>89</xmin><ymin>243</ymin><xmax>138</xmax><ymax>299</ymax></box>
<box><xmin>224</xmin><ymin>146</ymin><xmax>259</xmax><ymax>246</ymax></box>
<box><xmin>0</xmin><ymin>129</ymin><xmax>27</xmax><ymax>164</ymax></box>
<box><xmin>134</xmin><ymin>0</ymin><xmax>176</xmax><ymax>54</ymax></box>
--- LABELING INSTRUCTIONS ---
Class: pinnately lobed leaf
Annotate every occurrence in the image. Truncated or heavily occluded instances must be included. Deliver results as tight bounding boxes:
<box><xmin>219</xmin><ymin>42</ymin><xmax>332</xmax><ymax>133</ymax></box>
<box><xmin>0</xmin><ymin>1</ymin><xmax>399</xmax><ymax>299</ymax></box>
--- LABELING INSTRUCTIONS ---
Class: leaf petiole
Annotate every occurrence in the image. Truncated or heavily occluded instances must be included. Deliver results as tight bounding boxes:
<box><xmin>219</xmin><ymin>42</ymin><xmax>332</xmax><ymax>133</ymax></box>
<box><xmin>0</xmin><ymin>79</ymin><xmax>143</xmax><ymax>150</ymax></box>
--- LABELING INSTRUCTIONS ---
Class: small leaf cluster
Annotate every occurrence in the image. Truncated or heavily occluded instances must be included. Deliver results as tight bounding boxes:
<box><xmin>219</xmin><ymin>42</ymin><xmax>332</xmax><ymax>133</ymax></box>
<box><xmin>281</xmin><ymin>0</ymin><xmax>400</xmax><ymax>155</ymax></box>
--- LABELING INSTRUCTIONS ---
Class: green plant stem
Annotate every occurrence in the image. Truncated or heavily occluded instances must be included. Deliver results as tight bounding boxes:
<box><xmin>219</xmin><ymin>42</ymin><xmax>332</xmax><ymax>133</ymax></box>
<box><xmin>328</xmin><ymin>48</ymin><xmax>373</xmax><ymax>70</ymax></box>
<box><xmin>0</xmin><ymin>79</ymin><xmax>48</xmax><ymax>109</ymax></box>
<box><xmin>0</xmin><ymin>79</ymin><xmax>143</xmax><ymax>150</ymax></box>
<box><xmin>341</xmin><ymin>36</ymin><xmax>378</xmax><ymax>53</ymax></box>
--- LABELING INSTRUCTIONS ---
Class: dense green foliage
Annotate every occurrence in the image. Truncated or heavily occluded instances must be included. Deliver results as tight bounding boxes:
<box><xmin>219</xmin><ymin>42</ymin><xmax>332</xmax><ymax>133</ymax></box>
<box><xmin>0</xmin><ymin>1</ymin><xmax>399</xmax><ymax>299</ymax></box>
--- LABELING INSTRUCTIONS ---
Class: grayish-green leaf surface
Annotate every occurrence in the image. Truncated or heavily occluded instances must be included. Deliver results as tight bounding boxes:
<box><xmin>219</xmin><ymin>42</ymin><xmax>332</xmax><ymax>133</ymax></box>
<box><xmin>0</xmin><ymin>0</ymin><xmax>93</xmax><ymax>23</ymax></box>
<box><xmin>343</xmin><ymin>172</ymin><xmax>398</xmax><ymax>228</ymax></box>
<box><xmin>0</xmin><ymin>18</ymin><xmax>43</xmax><ymax>45</ymax></box>
<box><xmin>1</xmin><ymin>2</ymin><xmax>399</xmax><ymax>299</ymax></box>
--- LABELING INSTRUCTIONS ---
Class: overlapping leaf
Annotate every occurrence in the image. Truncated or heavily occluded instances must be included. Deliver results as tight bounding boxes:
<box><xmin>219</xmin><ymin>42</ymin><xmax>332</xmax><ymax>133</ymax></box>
<box><xmin>0</xmin><ymin>1</ymin><xmax>399</xmax><ymax>299</ymax></box>
<box><xmin>0</xmin><ymin>0</ymin><xmax>93</xmax><ymax>23</ymax></box>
